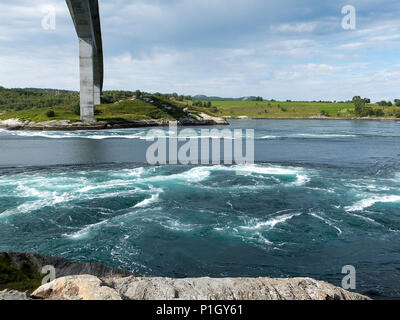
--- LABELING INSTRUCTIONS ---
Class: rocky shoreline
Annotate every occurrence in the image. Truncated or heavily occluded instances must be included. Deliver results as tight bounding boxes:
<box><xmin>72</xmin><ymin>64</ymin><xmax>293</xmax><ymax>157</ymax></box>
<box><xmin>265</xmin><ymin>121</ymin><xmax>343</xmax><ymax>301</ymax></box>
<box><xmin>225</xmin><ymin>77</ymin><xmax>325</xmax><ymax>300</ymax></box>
<box><xmin>0</xmin><ymin>252</ymin><xmax>370</xmax><ymax>300</ymax></box>
<box><xmin>1</xmin><ymin>115</ymin><xmax>399</xmax><ymax>132</ymax></box>
<box><xmin>223</xmin><ymin>115</ymin><xmax>400</xmax><ymax>121</ymax></box>
<box><xmin>0</xmin><ymin>114</ymin><xmax>228</xmax><ymax>131</ymax></box>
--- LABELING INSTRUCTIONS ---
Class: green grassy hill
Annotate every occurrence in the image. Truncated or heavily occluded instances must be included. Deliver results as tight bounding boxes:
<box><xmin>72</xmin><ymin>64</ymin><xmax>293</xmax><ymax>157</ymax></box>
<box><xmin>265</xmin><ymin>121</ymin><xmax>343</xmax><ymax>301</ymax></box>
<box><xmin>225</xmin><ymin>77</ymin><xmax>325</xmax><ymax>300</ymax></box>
<box><xmin>0</xmin><ymin>87</ymin><xmax>399</xmax><ymax>122</ymax></box>
<box><xmin>0</xmin><ymin>88</ymin><xmax>187</xmax><ymax>122</ymax></box>
<box><xmin>190</xmin><ymin>100</ymin><xmax>400</xmax><ymax>119</ymax></box>
<box><xmin>188</xmin><ymin>95</ymin><xmax>400</xmax><ymax>118</ymax></box>
<box><xmin>209</xmin><ymin>100</ymin><xmax>355</xmax><ymax>118</ymax></box>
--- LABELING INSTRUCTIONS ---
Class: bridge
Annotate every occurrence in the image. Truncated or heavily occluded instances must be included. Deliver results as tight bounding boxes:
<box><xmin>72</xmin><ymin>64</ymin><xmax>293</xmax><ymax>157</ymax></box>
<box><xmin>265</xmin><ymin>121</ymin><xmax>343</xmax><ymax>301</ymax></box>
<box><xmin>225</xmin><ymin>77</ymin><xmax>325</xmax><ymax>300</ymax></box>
<box><xmin>66</xmin><ymin>0</ymin><xmax>103</xmax><ymax>122</ymax></box>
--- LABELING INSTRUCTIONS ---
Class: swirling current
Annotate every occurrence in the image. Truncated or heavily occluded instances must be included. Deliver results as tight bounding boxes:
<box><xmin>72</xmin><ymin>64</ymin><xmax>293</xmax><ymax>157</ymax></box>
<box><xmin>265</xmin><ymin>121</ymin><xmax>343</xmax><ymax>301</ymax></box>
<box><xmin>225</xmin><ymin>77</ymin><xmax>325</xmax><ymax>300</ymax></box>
<box><xmin>0</xmin><ymin>120</ymin><xmax>400</xmax><ymax>299</ymax></box>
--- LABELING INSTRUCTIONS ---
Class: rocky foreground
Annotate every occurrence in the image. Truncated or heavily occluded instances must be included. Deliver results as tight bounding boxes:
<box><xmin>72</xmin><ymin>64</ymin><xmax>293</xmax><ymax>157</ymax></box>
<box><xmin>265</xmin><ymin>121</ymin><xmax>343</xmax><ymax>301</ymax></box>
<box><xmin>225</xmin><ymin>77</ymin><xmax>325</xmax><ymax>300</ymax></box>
<box><xmin>31</xmin><ymin>275</ymin><xmax>370</xmax><ymax>301</ymax></box>
<box><xmin>0</xmin><ymin>252</ymin><xmax>370</xmax><ymax>300</ymax></box>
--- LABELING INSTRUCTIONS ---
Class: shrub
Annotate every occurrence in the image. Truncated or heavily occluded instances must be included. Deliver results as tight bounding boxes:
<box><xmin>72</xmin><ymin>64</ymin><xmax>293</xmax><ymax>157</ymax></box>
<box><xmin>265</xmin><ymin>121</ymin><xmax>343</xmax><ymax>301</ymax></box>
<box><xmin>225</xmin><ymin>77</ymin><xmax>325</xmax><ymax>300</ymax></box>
<box><xmin>374</xmin><ymin>109</ymin><xmax>385</xmax><ymax>117</ymax></box>
<box><xmin>363</xmin><ymin>106</ymin><xmax>374</xmax><ymax>117</ymax></box>
<box><xmin>396</xmin><ymin>110</ymin><xmax>400</xmax><ymax>118</ymax></box>
<box><xmin>72</xmin><ymin>102</ymin><xmax>80</xmax><ymax>115</ymax></box>
<box><xmin>46</xmin><ymin>110</ymin><xmax>55</xmax><ymax>117</ymax></box>
<box><xmin>320</xmin><ymin>110</ymin><xmax>329</xmax><ymax>117</ymax></box>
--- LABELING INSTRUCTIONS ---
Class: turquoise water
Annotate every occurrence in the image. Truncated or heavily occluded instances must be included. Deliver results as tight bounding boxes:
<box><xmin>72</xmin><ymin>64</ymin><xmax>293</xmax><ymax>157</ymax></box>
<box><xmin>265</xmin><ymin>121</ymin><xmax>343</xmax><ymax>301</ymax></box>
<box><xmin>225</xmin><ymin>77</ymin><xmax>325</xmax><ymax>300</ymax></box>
<box><xmin>0</xmin><ymin>120</ymin><xmax>400</xmax><ymax>298</ymax></box>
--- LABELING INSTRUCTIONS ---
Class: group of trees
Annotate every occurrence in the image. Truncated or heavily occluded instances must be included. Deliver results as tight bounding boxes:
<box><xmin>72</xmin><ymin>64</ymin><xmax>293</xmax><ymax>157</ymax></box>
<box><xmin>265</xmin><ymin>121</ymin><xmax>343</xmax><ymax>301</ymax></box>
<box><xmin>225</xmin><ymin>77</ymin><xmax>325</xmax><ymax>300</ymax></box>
<box><xmin>192</xmin><ymin>100</ymin><xmax>212</xmax><ymax>108</ymax></box>
<box><xmin>152</xmin><ymin>92</ymin><xmax>192</xmax><ymax>101</ymax></box>
<box><xmin>377</xmin><ymin>100</ymin><xmax>400</xmax><ymax>107</ymax></box>
<box><xmin>353</xmin><ymin>96</ymin><xmax>385</xmax><ymax>117</ymax></box>
<box><xmin>191</xmin><ymin>100</ymin><xmax>218</xmax><ymax>113</ymax></box>
<box><xmin>0</xmin><ymin>87</ymin><xmax>79</xmax><ymax>111</ymax></box>
<box><xmin>352</xmin><ymin>96</ymin><xmax>400</xmax><ymax>108</ymax></box>
<box><xmin>101</xmin><ymin>90</ymin><xmax>136</xmax><ymax>104</ymax></box>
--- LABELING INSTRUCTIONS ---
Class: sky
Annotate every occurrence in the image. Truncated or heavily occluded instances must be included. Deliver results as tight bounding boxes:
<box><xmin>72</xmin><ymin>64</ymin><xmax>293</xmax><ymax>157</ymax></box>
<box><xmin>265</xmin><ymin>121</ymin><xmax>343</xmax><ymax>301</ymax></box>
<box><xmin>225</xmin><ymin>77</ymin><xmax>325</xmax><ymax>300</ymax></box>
<box><xmin>1</xmin><ymin>0</ymin><xmax>400</xmax><ymax>102</ymax></box>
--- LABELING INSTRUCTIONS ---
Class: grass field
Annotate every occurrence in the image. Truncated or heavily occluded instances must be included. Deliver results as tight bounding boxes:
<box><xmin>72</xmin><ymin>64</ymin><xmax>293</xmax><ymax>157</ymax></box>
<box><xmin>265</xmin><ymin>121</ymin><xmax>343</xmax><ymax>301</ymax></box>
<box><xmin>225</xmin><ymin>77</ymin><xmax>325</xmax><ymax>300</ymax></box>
<box><xmin>207</xmin><ymin>100</ymin><xmax>355</xmax><ymax>118</ymax></box>
<box><xmin>0</xmin><ymin>96</ymin><xmax>398</xmax><ymax>123</ymax></box>
<box><xmin>0</xmin><ymin>99</ymin><xmax>175</xmax><ymax>122</ymax></box>
<box><xmin>192</xmin><ymin>100</ymin><xmax>400</xmax><ymax>119</ymax></box>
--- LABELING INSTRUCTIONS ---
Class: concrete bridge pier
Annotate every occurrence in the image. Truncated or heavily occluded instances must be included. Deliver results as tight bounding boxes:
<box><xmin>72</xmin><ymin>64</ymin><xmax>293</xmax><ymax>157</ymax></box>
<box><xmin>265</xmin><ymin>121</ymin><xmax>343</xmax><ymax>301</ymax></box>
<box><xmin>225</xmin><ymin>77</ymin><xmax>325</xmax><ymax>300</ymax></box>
<box><xmin>66</xmin><ymin>0</ymin><xmax>104</xmax><ymax>123</ymax></box>
<box><xmin>79</xmin><ymin>37</ymin><xmax>95</xmax><ymax>122</ymax></box>
<box><xmin>93</xmin><ymin>52</ymin><xmax>102</xmax><ymax>106</ymax></box>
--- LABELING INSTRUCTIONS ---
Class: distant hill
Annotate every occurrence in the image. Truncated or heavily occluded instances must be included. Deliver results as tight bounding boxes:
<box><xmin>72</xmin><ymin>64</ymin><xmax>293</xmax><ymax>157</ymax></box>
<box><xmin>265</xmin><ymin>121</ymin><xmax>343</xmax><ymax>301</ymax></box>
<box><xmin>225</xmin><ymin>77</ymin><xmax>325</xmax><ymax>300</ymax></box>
<box><xmin>193</xmin><ymin>95</ymin><xmax>264</xmax><ymax>101</ymax></box>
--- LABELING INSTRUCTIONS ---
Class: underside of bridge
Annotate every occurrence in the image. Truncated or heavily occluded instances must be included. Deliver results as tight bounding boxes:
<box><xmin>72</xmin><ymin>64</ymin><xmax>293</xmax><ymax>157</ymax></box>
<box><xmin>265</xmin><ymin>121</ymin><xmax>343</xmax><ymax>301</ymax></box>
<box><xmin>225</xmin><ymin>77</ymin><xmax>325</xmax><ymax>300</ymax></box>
<box><xmin>66</xmin><ymin>0</ymin><xmax>104</xmax><ymax>122</ymax></box>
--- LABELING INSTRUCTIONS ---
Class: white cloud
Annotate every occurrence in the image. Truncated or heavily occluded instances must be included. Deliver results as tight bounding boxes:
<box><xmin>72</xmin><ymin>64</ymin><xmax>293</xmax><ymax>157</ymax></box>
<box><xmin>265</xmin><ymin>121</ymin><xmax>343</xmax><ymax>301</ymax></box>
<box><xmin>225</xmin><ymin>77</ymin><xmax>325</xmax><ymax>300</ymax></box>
<box><xmin>0</xmin><ymin>0</ymin><xmax>399</xmax><ymax>101</ymax></box>
<box><xmin>271</xmin><ymin>22</ymin><xmax>318</xmax><ymax>33</ymax></box>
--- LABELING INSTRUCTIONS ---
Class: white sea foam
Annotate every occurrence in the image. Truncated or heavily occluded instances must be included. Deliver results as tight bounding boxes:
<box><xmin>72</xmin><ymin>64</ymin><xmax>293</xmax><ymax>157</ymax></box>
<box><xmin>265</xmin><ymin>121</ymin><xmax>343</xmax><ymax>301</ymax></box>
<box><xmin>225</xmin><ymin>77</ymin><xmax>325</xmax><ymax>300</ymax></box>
<box><xmin>139</xmin><ymin>166</ymin><xmax>212</xmax><ymax>183</ymax></box>
<box><xmin>347</xmin><ymin>212</ymin><xmax>380</xmax><ymax>225</ymax></box>
<box><xmin>253</xmin><ymin>232</ymin><xmax>273</xmax><ymax>245</ymax></box>
<box><xmin>233</xmin><ymin>164</ymin><xmax>299</xmax><ymax>176</ymax></box>
<box><xmin>5</xmin><ymin>130</ymin><xmax>145</xmax><ymax>140</ymax></box>
<box><xmin>0</xmin><ymin>191</ymin><xmax>71</xmax><ymax>218</ymax></box>
<box><xmin>4</xmin><ymin>129</ymin><xmax>245</xmax><ymax>141</ymax></box>
<box><xmin>258</xmin><ymin>135</ymin><xmax>278</xmax><ymax>139</ymax></box>
<box><xmin>240</xmin><ymin>212</ymin><xmax>302</xmax><ymax>231</ymax></box>
<box><xmin>64</xmin><ymin>220</ymin><xmax>108</xmax><ymax>240</ymax></box>
<box><xmin>232</xmin><ymin>164</ymin><xmax>310</xmax><ymax>186</ymax></box>
<box><xmin>305</xmin><ymin>187</ymin><xmax>335</xmax><ymax>193</ymax></box>
<box><xmin>158</xmin><ymin>219</ymin><xmax>197</xmax><ymax>232</ymax></box>
<box><xmin>134</xmin><ymin>193</ymin><xmax>160</xmax><ymax>208</ymax></box>
<box><xmin>308</xmin><ymin>212</ymin><xmax>342</xmax><ymax>235</ymax></box>
<box><xmin>295</xmin><ymin>134</ymin><xmax>357</xmax><ymax>138</ymax></box>
<box><xmin>345</xmin><ymin>195</ymin><xmax>400</xmax><ymax>212</ymax></box>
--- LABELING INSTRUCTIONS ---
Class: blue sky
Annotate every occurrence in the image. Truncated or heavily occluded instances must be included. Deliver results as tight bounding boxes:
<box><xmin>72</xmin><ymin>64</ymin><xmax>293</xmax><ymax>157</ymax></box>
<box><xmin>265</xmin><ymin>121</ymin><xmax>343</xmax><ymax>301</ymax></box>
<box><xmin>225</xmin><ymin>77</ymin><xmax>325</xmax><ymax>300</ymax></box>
<box><xmin>1</xmin><ymin>0</ymin><xmax>400</xmax><ymax>101</ymax></box>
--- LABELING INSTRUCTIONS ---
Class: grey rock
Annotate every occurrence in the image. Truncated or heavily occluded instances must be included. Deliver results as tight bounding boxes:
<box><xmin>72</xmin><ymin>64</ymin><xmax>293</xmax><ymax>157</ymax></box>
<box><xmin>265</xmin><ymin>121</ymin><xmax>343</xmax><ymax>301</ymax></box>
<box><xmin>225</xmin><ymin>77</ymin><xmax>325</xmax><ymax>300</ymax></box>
<box><xmin>0</xmin><ymin>289</ymin><xmax>31</xmax><ymax>300</ymax></box>
<box><xmin>102</xmin><ymin>276</ymin><xmax>370</xmax><ymax>300</ymax></box>
<box><xmin>0</xmin><ymin>115</ymin><xmax>228</xmax><ymax>131</ymax></box>
<box><xmin>32</xmin><ymin>275</ymin><xmax>121</xmax><ymax>300</ymax></box>
<box><xmin>0</xmin><ymin>252</ymin><xmax>132</xmax><ymax>279</ymax></box>
<box><xmin>3</xmin><ymin>253</ymin><xmax>371</xmax><ymax>300</ymax></box>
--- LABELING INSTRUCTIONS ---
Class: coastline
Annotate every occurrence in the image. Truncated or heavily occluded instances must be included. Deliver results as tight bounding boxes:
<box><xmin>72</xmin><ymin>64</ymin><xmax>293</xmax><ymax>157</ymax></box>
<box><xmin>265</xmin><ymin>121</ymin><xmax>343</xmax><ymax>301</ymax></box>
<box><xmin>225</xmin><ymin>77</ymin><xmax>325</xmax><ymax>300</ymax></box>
<box><xmin>224</xmin><ymin>116</ymin><xmax>400</xmax><ymax>122</ymax></box>
<box><xmin>0</xmin><ymin>117</ymin><xmax>229</xmax><ymax>131</ymax></box>
<box><xmin>0</xmin><ymin>252</ymin><xmax>370</xmax><ymax>300</ymax></box>
<box><xmin>1</xmin><ymin>116</ymin><xmax>399</xmax><ymax>132</ymax></box>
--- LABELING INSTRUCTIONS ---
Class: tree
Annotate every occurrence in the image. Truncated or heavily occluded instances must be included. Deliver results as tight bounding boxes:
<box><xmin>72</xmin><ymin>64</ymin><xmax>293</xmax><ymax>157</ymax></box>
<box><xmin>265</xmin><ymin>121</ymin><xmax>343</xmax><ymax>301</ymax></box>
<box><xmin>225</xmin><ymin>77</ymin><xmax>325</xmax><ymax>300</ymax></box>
<box><xmin>135</xmin><ymin>90</ymin><xmax>142</xmax><ymax>99</ymax></box>
<box><xmin>354</xmin><ymin>97</ymin><xmax>366</xmax><ymax>116</ymax></box>
<box><xmin>377</xmin><ymin>101</ymin><xmax>387</xmax><ymax>106</ymax></box>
